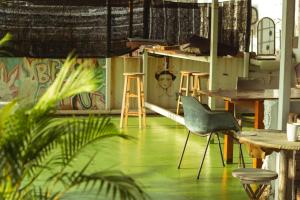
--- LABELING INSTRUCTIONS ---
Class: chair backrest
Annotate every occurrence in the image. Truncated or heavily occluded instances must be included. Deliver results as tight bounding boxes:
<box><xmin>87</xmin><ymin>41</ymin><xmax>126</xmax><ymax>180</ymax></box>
<box><xmin>182</xmin><ymin>96</ymin><xmax>210</xmax><ymax>134</ymax></box>
<box><xmin>182</xmin><ymin>96</ymin><xmax>240</xmax><ymax>134</ymax></box>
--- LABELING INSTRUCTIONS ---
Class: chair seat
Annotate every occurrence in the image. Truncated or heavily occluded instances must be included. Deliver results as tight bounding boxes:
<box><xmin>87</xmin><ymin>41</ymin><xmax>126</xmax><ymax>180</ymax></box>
<box><xmin>232</xmin><ymin>168</ymin><xmax>278</xmax><ymax>184</ymax></box>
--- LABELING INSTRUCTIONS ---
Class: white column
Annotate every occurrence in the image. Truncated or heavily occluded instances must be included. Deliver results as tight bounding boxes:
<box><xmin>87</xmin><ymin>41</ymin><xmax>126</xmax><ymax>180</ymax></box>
<box><xmin>276</xmin><ymin>1</ymin><xmax>295</xmax><ymax>200</ymax></box>
<box><xmin>277</xmin><ymin>0</ymin><xmax>295</xmax><ymax>130</ymax></box>
<box><xmin>208</xmin><ymin>0</ymin><xmax>219</xmax><ymax>109</ymax></box>
<box><xmin>105</xmin><ymin>58</ymin><xmax>112</xmax><ymax>111</ymax></box>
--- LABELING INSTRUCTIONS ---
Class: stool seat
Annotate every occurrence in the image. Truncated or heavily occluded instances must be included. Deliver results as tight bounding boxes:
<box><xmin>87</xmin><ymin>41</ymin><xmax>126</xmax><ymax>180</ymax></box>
<box><xmin>123</xmin><ymin>72</ymin><xmax>144</xmax><ymax>76</ymax></box>
<box><xmin>192</xmin><ymin>72</ymin><xmax>209</xmax><ymax>77</ymax></box>
<box><xmin>232</xmin><ymin>168</ymin><xmax>278</xmax><ymax>184</ymax></box>
<box><xmin>232</xmin><ymin>168</ymin><xmax>278</xmax><ymax>200</ymax></box>
<box><xmin>180</xmin><ymin>71</ymin><xmax>199</xmax><ymax>74</ymax></box>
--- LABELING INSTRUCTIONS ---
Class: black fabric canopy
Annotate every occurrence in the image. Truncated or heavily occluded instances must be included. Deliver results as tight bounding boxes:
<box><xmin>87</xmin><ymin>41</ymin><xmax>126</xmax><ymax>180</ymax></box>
<box><xmin>0</xmin><ymin>0</ymin><xmax>251</xmax><ymax>58</ymax></box>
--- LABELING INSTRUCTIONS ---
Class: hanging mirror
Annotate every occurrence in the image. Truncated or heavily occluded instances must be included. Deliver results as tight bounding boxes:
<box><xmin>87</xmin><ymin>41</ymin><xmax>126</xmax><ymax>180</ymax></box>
<box><xmin>257</xmin><ymin>17</ymin><xmax>275</xmax><ymax>55</ymax></box>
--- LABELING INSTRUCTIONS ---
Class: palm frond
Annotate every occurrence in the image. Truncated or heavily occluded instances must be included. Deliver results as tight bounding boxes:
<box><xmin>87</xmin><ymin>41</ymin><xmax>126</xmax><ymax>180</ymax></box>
<box><xmin>0</xmin><ymin>100</ymin><xmax>18</xmax><ymax>138</ymax></box>
<box><xmin>0</xmin><ymin>50</ymin><xmax>147</xmax><ymax>200</ymax></box>
<box><xmin>31</xmin><ymin>55</ymin><xmax>102</xmax><ymax>117</ymax></box>
<box><xmin>54</xmin><ymin>169</ymin><xmax>147</xmax><ymax>200</ymax></box>
<box><xmin>58</xmin><ymin>115</ymin><xmax>132</xmax><ymax>166</ymax></box>
<box><xmin>0</xmin><ymin>33</ymin><xmax>12</xmax><ymax>46</ymax></box>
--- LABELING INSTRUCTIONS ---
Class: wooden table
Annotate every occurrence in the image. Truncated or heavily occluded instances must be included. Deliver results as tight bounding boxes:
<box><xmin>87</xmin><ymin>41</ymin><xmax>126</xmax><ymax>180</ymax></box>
<box><xmin>199</xmin><ymin>88</ymin><xmax>300</xmax><ymax>167</ymax></box>
<box><xmin>236</xmin><ymin>130</ymin><xmax>300</xmax><ymax>200</ymax></box>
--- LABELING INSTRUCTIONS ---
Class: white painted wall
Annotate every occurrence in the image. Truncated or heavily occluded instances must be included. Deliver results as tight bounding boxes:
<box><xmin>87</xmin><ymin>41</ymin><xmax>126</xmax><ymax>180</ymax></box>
<box><xmin>110</xmin><ymin>56</ymin><xmax>244</xmax><ymax>111</ymax></box>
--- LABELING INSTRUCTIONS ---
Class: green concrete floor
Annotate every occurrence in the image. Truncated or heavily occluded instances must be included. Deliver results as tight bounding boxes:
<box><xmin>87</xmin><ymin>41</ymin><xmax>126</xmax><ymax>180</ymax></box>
<box><xmin>62</xmin><ymin>116</ymin><xmax>253</xmax><ymax>200</ymax></box>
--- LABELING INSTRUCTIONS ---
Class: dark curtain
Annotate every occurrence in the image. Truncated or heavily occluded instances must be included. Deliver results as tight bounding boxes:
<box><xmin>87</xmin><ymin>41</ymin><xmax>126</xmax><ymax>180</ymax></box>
<box><xmin>220</xmin><ymin>0</ymin><xmax>251</xmax><ymax>52</ymax></box>
<box><xmin>148</xmin><ymin>0</ymin><xmax>251</xmax><ymax>52</ymax></box>
<box><xmin>0</xmin><ymin>0</ymin><xmax>145</xmax><ymax>58</ymax></box>
<box><xmin>0</xmin><ymin>0</ymin><xmax>251</xmax><ymax>58</ymax></box>
<box><xmin>148</xmin><ymin>1</ymin><xmax>202</xmax><ymax>45</ymax></box>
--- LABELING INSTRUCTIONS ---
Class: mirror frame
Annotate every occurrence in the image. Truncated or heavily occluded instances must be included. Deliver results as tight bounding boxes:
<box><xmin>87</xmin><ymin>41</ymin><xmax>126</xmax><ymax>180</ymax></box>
<box><xmin>257</xmin><ymin>17</ymin><xmax>276</xmax><ymax>56</ymax></box>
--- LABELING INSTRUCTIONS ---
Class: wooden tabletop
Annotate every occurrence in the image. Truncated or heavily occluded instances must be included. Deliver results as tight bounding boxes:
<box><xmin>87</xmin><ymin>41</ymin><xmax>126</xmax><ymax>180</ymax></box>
<box><xmin>236</xmin><ymin>129</ymin><xmax>300</xmax><ymax>151</ymax></box>
<box><xmin>199</xmin><ymin>88</ymin><xmax>300</xmax><ymax>101</ymax></box>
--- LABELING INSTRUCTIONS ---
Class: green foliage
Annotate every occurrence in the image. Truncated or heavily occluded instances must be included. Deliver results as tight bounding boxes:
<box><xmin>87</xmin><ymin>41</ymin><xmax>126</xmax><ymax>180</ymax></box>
<box><xmin>0</xmin><ymin>33</ymin><xmax>12</xmax><ymax>46</ymax></box>
<box><xmin>0</xmin><ymin>54</ymin><xmax>147</xmax><ymax>199</ymax></box>
<box><xmin>0</xmin><ymin>33</ymin><xmax>13</xmax><ymax>56</ymax></box>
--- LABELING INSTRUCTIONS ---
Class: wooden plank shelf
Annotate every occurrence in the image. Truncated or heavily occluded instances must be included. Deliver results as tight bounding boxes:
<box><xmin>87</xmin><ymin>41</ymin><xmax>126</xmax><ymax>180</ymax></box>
<box><xmin>145</xmin><ymin>102</ymin><xmax>185</xmax><ymax>125</ymax></box>
<box><xmin>145</xmin><ymin>48</ymin><xmax>210</xmax><ymax>62</ymax></box>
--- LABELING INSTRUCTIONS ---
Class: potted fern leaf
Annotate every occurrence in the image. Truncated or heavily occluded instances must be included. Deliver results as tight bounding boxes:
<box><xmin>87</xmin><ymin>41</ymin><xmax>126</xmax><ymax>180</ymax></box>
<box><xmin>0</xmin><ymin>48</ymin><xmax>147</xmax><ymax>199</ymax></box>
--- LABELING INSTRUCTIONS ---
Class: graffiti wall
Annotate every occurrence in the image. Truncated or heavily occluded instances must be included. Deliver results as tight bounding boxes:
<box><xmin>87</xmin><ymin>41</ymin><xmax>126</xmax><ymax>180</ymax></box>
<box><xmin>0</xmin><ymin>57</ymin><xmax>106</xmax><ymax>110</ymax></box>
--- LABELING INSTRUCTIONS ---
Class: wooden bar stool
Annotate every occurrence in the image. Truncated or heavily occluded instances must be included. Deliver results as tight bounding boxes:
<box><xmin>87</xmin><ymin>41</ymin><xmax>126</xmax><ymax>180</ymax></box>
<box><xmin>192</xmin><ymin>72</ymin><xmax>209</xmax><ymax>103</ymax></box>
<box><xmin>176</xmin><ymin>71</ymin><xmax>198</xmax><ymax>115</ymax></box>
<box><xmin>120</xmin><ymin>73</ymin><xmax>146</xmax><ymax>128</ymax></box>
<box><xmin>232</xmin><ymin>168</ymin><xmax>278</xmax><ymax>200</ymax></box>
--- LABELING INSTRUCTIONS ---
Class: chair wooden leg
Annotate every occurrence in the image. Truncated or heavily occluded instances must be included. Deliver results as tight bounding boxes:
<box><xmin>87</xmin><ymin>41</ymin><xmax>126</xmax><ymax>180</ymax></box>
<box><xmin>178</xmin><ymin>130</ymin><xmax>191</xmax><ymax>169</ymax></box>
<box><xmin>120</xmin><ymin>75</ymin><xmax>128</xmax><ymax>128</ymax></box>
<box><xmin>140</xmin><ymin>78</ymin><xmax>146</xmax><ymax>127</ymax></box>
<box><xmin>255</xmin><ymin>184</ymin><xmax>268</xmax><ymax>199</ymax></box>
<box><xmin>137</xmin><ymin>77</ymin><xmax>142</xmax><ymax>128</ymax></box>
<box><xmin>124</xmin><ymin>77</ymin><xmax>131</xmax><ymax>127</ymax></box>
<box><xmin>242</xmin><ymin>183</ymin><xmax>268</xmax><ymax>200</ymax></box>
<box><xmin>197</xmin><ymin>133</ymin><xmax>213</xmax><ymax>179</ymax></box>
<box><xmin>216</xmin><ymin>133</ymin><xmax>225</xmax><ymax>167</ymax></box>
<box><xmin>176</xmin><ymin>74</ymin><xmax>184</xmax><ymax>115</ymax></box>
<box><xmin>196</xmin><ymin>76</ymin><xmax>202</xmax><ymax>102</ymax></box>
<box><xmin>185</xmin><ymin>74</ymin><xmax>190</xmax><ymax>96</ymax></box>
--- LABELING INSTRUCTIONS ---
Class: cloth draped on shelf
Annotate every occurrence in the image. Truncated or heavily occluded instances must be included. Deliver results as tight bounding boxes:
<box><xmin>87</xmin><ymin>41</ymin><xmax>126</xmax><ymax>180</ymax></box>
<box><xmin>0</xmin><ymin>0</ymin><xmax>250</xmax><ymax>58</ymax></box>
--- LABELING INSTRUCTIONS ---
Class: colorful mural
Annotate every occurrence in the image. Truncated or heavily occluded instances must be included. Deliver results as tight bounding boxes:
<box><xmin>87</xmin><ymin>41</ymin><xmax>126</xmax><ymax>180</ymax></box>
<box><xmin>0</xmin><ymin>58</ymin><xmax>106</xmax><ymax>110</ymax></box>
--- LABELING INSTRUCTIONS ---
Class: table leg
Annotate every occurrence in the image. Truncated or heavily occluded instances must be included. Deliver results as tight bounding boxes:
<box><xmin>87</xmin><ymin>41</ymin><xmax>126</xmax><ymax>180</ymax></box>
<box><xmin>252</xmin><ymin>158</ymin><xmax>263</xmax><ymax>169</ymax></box>
<box><xmin>253</xmin><ymin>100</ymin><xmax>264</xmax><ymax>168</ymax></box>
<box><xmin>278</xmin><ymin>150</ymin><xmax>294</xmax><ymax>200</ymax></box>
<box><xmin>224</xmin><ymin>101</ymin><xmax>234</xmax><ymax>164</ymax></box>
<box><xmin>254</xmin><ymin>100</ymin><xmax>264</xmax><ymax>129</ymax></box>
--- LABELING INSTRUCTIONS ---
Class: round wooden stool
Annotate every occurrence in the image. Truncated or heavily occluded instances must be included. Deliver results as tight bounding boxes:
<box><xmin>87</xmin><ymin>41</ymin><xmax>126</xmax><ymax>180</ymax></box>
<box><xmin>192</xmin><ymin>72</ymin><xmax>209</xmax><ymax>103</ymax></box>
<box><xmin>120</xmin><ymin>73</ymin><xmax>146</xmax><ymax>128</ymax></box>
<box><xmin>176</xmin><ymin>71</ymin><xmax>199</xmax><ymax>115</ymax></box>
<box><xmin>232</xmin><ymin>168</ymin><xmax>278</xmax><ymax>200</ymax></box>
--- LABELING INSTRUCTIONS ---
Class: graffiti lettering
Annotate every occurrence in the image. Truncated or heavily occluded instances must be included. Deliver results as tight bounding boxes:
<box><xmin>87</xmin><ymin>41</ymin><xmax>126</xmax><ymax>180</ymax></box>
<box><xmin>0</xmin><ymin>58</ymin><xmax>106</xmax><ymax>110</ymax></box>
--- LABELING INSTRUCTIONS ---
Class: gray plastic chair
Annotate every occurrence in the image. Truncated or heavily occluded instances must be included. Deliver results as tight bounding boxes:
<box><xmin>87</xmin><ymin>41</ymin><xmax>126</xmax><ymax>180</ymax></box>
<box><xmin>178</xmin><ymin>96</ymin><xmax>241</xmax><ymax>179</ymax></box>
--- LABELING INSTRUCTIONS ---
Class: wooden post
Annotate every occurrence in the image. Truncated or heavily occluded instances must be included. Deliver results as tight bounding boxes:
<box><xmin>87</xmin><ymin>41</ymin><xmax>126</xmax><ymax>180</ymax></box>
<box><xmin>105</xmin><ymin>58</ymin><xmax>111</xmax><ymax>111</ymax></box>
<box><xmin>143</xmin><ymin>50</ymin><xmax>148</xmax><ymax>101</ymax></box>
<box><xmin>129</xmin><ymin>0</ymin><xmax>133</xmax><ymax>38</ymax></box>
<box><xmin>224</xmin><ymin>100</ymin><xmax>234</xmax><ymax>164</ymax></box>
<box><xmin>143</xmin><ymin>0</ymin><xmax>150</xmax><ymax>38</ymax></box>
<box><xmin>208</xmin><ymin>0</ymin><xmax>219</xmax><ymax>110</ymax></box>
<box><xmin>107</xmin><ymin>0</ymin><xmax>111</xmax><ymax>56</ymax></box>
<box><xmin>277</xmin><ymin>0</ymin><xmax>295</xmax><ymax>130</ymax></box>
